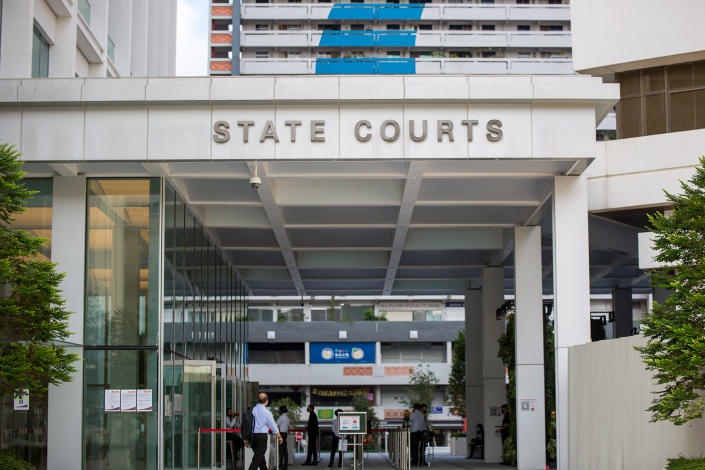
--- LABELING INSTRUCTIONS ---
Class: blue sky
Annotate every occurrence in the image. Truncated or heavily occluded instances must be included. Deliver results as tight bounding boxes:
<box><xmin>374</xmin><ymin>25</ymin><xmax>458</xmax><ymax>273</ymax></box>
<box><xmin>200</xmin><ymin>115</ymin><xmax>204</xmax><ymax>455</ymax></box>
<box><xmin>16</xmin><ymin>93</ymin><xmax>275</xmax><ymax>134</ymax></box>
<box><xmin>176</xmin><ymin>0</ymin><xmax>208</xmax><ymax>76</ymax></box>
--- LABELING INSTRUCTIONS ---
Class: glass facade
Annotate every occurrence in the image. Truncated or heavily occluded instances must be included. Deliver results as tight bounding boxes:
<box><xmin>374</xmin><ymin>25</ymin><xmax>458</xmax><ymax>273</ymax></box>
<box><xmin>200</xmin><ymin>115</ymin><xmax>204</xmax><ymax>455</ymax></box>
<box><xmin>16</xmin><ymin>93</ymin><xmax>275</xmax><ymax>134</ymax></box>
<box><xmin>83</xmin><ymin>179</ymin><xmax>160</xmax><ymax>470</ymax></box>
<box><xmin>162</xmin><ymin>182</ymin><xmax>248</xmax><ymax>470</ymax></box>
<box><xmin>616</xmin><ymin>59</ymin><xmax>705</xmax><ymax>138</ymax></box>
<box><xmin>0</xmin><ymin>179</ymin><xmax>53</xmax><ymax>470</ymax></box>
<box><xmin>79</xmin><ymin>178</ymin><xmax>249</xmax><ymax>470</ymax></box>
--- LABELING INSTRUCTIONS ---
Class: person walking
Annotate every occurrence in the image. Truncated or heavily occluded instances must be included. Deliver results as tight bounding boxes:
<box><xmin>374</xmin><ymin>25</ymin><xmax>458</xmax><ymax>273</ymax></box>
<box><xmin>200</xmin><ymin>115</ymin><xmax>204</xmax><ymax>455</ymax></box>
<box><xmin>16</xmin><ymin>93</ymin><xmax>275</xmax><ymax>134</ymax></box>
<box><xmin>303</xmin><ymin>404</ymin><xmax>319</xmax><ymax>465</ymax></box>
<box><xmin>276</xmin><ymin>406</ymin><xmax>291</xmax><ymax>470</ymax></box>
<box><xmin>409</xmin><ymin>404</ymin><xmax>429</xmax><ymax>466</ymax></box>
<box><xmin>248</xmin><ymin>392</ymin><xmax>283</xmax><ymax>470</ymax></box>
<box><xmin>328</xmin><ymin>409</ymin><xmax>343</xmax><ymax>468</ymax></box>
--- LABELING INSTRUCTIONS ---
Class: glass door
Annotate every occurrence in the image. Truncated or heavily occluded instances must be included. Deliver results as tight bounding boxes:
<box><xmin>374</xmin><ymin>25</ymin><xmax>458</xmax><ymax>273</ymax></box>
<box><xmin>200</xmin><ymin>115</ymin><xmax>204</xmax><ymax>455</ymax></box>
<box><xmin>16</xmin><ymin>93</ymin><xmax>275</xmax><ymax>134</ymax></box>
<box><xmin>215</xmin><ymin>365</ymin><xmax>226</xmax><ymax>469</ymax></box>
<box><xmin>182</xmin><ymin>360</ymin><xmax>216</xmax><ymax>469</ymax></box>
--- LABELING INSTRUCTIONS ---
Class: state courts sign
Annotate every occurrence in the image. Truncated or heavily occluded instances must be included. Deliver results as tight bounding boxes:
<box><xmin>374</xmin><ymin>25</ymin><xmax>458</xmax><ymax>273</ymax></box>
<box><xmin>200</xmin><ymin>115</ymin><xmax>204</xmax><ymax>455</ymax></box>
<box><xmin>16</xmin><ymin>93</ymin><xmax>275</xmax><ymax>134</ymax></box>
<box><xmin>208</xmin><ymin>104</ymin><xmax>534</xmax><ymax>160</ymax></box>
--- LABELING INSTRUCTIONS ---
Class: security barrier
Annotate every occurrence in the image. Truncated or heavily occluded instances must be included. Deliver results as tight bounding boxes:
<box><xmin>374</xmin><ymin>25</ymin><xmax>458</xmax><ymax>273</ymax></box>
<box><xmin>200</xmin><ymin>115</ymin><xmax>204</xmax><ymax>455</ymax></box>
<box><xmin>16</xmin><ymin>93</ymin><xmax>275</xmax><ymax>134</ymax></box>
<box><xmin>386</xmin><ymin>428</ymin><xmax>411</xmax><ymax>470</ymax></box>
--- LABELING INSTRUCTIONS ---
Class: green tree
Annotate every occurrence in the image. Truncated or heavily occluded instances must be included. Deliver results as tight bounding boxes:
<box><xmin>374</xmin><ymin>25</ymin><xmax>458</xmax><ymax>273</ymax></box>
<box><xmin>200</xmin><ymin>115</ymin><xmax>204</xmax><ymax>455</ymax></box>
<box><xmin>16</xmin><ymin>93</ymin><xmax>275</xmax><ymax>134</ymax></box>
<box><xmin>636</xmin><ymin>157</ymin><xmax>705</xmax><ymax>425</ymax></box>
<box><xmin>446</xmin><ymin>329</ymin><xmax>466</xmax><ymax>417</ymax></box>
<box><xmin>271</xmin><ymin>396</ymin><xmax>303</xmax><ymax>428</ymax></box>
<box><xmin>498</xmin><ymin>307</ymin><xmax>557</xmax><ymax>464</ymax></box>
<box><xmin>352</xmin><ymin>393</ymin><xmax>381</xmax><ymax>450</ymax></box>
<box><xmin>0</xmin><ymin>143</ymin><xmax>78</xmax><ymax>398</ymax></box>
<box><xmin>401</xmin><ymin>365</ymin><xmax>439</xmax><ymax>409</ymax></box>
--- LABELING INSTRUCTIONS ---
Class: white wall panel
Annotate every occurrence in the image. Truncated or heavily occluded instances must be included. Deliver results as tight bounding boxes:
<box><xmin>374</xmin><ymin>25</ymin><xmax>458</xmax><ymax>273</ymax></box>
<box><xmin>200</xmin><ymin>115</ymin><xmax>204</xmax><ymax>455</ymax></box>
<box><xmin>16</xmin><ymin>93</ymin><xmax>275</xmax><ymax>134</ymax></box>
<box><xmin>531</xmin><ymin>104</ymin><xmax>595</xmax><ymax>159</ymax></box>
<box><xmin>85</xmin><ymin>107</ymin><xmax>148</xmax><ymax>160</ymax></box>
<box><xmin>21</xmin><ymin>108</ymin><xmax>84</xmax><ymax>160</ymax></box>
<box><xmin>571</xmin><ymin>0</ymin><xmax>705</xmax><ymax>73</ymax></box>
<box><xmin>568</xmin><ymin>336</ymin><xmax>705</xmax><ymax>469</ymax></box>
<box><xmin>147</xmin><ymin>106</ymin><xmax>211</xmax><ymax>160</ymax></box>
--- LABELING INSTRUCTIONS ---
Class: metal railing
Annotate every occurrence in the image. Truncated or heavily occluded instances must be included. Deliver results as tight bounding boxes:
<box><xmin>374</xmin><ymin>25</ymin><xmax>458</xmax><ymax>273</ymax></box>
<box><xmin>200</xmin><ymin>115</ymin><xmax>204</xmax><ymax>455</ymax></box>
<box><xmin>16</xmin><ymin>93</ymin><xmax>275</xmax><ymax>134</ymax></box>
<box><xmin>387</xmin><ymin>428</ymin><xmax>411</xmax><ymax>470</ymax></box>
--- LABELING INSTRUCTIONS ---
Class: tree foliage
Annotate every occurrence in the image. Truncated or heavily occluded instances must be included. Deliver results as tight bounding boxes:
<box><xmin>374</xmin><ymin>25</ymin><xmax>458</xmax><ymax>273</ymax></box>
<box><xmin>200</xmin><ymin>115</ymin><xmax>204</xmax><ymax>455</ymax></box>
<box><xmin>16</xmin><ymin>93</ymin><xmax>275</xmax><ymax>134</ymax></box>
<box><xmin>636</xmin><ymin>157</ymin><xmax>705</xmax><ymax>425</ymax></box>
<box><xmin>0</xmin><ymin>143</ymin><xmax>78</xmax><ymax>398</ymax></box>
<box><xmin>446</xmin><ymin>329</ymin><xmax>466</xmax><ymax>417</ymax></box>
<box><xmin>497</xmin><ymin>306</ymin><xmax>557</xmax><ymax>464</ymax></box>
<box><xmin>401</xmin><ymin>364</ymin><xmax>439</xmax><ymax>409</ymax></box>
<box><xmin>271</xmin><ymin>396</ymin><xmax>303</xmax><ymax>428</ymax></box>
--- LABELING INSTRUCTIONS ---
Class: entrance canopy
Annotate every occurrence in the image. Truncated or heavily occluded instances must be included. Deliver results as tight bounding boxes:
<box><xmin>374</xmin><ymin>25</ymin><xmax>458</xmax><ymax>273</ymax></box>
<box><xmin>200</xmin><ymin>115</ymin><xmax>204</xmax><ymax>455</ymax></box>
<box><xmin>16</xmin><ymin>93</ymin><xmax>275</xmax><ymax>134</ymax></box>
<box><xmin>0</xmin><ymin>75</ymin><xmax>640</xmax><ymax>297</ymax></box>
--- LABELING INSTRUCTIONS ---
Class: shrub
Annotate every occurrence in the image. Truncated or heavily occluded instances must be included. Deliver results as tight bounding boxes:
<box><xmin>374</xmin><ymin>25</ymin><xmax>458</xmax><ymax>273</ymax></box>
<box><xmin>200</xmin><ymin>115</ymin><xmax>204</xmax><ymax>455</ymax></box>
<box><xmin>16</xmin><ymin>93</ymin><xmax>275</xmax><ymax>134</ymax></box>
<box><xmin>666</xmin><ymin>458</ymin><xmax>705</xmax><ymax>470</ymax></box>
<box><xmin>0</xmin><ymin>453</ymin><xmax>33</xmax><ymax>470</ymax></box>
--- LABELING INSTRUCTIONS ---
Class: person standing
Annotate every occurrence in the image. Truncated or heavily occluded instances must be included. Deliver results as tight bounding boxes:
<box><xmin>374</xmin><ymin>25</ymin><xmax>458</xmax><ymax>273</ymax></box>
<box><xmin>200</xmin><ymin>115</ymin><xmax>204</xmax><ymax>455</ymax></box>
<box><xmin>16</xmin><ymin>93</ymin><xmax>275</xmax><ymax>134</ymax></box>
<box><xmin>276</xmin><ymin>406</ymin><xmax>291</xmax><ymax>470</ymax></box>
<box><xmin>409</xmin><ymin>404</ymin><xmax>428</xmax><ymax>466</ymax></box>
<box><xmin>226</xmin><ymin>408</ymin><xmax>244</xmax><ymax>465</ymax></box>
<box><xmin>248</xmin><ymin>392</ymin><xmax>283</xmax><ymax>470</ymax></box>
<box><xmin>328</xmin><ymin>409</ymin><xmax>343</xmax><ymax>468</ymax></box>
<box><xmin>303</xmin><ymin>404</ymin><xmax>319</xmax><ymax>465</ymax></box>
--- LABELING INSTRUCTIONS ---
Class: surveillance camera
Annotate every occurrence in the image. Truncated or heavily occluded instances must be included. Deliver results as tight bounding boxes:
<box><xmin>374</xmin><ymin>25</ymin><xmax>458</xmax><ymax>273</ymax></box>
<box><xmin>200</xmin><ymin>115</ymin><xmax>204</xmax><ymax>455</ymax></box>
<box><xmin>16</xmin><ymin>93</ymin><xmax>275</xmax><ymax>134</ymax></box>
<box><xmin>249</xmin><ymin>176</ymin><xmax>262</xmax><ymax>189</ymax></box>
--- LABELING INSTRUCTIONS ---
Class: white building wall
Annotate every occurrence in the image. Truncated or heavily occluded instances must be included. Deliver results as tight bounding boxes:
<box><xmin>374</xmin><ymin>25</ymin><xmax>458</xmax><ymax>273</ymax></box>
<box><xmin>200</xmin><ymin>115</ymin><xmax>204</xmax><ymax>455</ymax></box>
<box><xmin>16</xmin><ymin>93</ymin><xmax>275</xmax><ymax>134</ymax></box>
<box><xmin>0</xmin><ymin>0</ymin><xmax>176</xmax><ymax>79</ymax></box>
<box><xmin>568</xmin><ymin>336</ymin><xmax>705</xmax><ymax>470</ymax></box>
<box><xmin>571</xmin><ymin>0</ymin><xmax>705</xmax><ymax>74</ymax></box>
<box><xmin>586</xmin><ymin>130</ymin><xmax>705</xmax><ymax>212</ymax></box>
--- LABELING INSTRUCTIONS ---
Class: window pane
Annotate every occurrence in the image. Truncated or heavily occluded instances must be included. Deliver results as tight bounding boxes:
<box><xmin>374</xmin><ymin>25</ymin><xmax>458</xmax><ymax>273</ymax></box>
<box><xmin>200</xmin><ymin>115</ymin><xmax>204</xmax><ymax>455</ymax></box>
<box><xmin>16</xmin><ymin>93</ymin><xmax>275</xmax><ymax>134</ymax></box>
<box><xmin>695</xmin><ymin>89</ymin><xmax>705</xmax><ymax>129</ymax></box>
<box><xmin>83</xmin><ymin>349</ymin><xmax>158</xmax><ymax>470</ymax></box>
<box><xmin>668</xmin><ymin>63</ymin><xmax>693</xmax><ymax>89</ymax></box>
<box><xmin>619</xmin><ymin>97</ymin><xmax>642</xmax><ymax>138</ymax></box>
<box><xmin>670</xmin><ymin>91</ymin><xmax>695</xmax><ymax>132</ymax></box>
<box><xmin>617</xmin><ymin>71</ymin><xmax>640</xmax><ymax>96</ymax></box>
<box><xmin>643</xmin><ymin>67</ymin><xmax>665</xmax><ymax>93</ymax></box>
<box><xmin>644</xmin><ymin>93</ymin><xmax>666</xmax><ymax>135</ymax></box>
<box><xmin>32</xmin><ymin>28</ymin><xmax>41</xmax><ymax>78</ymax></box>
<box><xmin>85</xmin><ymin>179</ymin><xmax>160</xmax><ymax>346</ymax></box>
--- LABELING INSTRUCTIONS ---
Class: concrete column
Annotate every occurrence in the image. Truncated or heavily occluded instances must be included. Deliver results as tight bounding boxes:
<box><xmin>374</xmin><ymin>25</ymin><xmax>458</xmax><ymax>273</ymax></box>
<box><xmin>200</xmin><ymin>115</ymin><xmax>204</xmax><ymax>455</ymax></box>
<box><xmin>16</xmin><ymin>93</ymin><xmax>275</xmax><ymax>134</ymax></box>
<box><xmin>464</xmin><ymin>289</ymin><xmax>483</xmax><ymax>455</ymax></box>
<box><xmin>446</xmin><ymin>341</ymin><xmax>452</xmax><ymax>364</ymax></box>
<box><xmin>305</xmin><ymin>342</ymin><xmax>310</xmax><ymax>365</ymax></box>
<box><xmin>375</xmin><ymin>385</ymin><xmax>382</xmax><ymax>407</ymax></box>
<box><xmin>514</xmin><ymin>226</ymin><xmax>546</xmax><ymax>470</ymax></box>
<box><xmin>0</xmin><ymin>0</ymin><xmax>33</xmax><ymax>78</ymax></box>
<box><xmin>613</xmin><ymin>288</ymin><xmax>633</xmax><ymax>338</ymax></box>
<box><xmin>481</xmin><ymin>267</ymin><xmax>506</xmax><ymax>463</ymax></box>
<box><xmin>552</xmin><ymin>176</ymin><xmax>591</xmax><ymax>470</ymax></box>
<box><xmin>47</xmin><ymin>176</ymin><xmax>86</xmax><ymax>470</ymax></box>
<box><xmin>231</xmin><ymin>0</ymin><xmax>241</xmax><ymax>75</ymax></box>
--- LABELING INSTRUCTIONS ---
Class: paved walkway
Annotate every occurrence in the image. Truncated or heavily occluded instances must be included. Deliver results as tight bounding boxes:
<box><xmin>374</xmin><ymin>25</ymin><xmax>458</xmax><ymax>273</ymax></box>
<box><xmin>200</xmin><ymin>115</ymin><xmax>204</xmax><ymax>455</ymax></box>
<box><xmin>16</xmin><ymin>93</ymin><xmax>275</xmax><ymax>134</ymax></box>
<box><xmin>287</xmin><ymin>452</ymin><xmax>515</xmax><ymax>470</ymax></box>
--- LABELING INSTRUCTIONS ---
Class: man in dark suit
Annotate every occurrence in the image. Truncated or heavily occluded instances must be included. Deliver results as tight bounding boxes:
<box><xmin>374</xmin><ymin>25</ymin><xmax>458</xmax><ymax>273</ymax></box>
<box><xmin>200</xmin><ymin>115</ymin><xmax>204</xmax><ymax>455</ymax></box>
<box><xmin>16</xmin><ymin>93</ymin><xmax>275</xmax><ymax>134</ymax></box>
<box><xmin>303</xmin><ymin>404</ymin><xmax>319</xmax><ymax>465</ymax></box>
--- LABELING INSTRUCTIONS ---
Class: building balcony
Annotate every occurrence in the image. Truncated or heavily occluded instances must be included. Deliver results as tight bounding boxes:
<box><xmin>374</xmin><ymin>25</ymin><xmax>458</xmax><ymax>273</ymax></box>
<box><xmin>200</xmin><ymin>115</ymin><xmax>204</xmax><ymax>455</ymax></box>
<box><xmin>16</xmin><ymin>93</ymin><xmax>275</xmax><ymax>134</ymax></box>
<box><xmin>240</xmin><ymin>3</ymin><xmax>570</xmax><ymax>22</ymax></box>
<box><xmin>240</xmin><ymin>30</ymin><xmax>572</xmax><ymax>49</ymax></box>
<box><xmin>239</xmin><ymin>57</ymin><xmax>574</xmax><ymax>75</ymax></box>
<box><xmin>247</xmin><ymin>362</ymin><xmax>452</xmax><ymax>386</ymax></box>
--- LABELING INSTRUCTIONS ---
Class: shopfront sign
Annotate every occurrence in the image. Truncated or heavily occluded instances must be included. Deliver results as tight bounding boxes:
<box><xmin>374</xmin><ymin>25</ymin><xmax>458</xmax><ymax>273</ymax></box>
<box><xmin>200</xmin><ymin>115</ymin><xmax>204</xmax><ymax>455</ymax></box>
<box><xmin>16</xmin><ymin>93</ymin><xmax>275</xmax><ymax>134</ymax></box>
<box><xmin>310</xmin><ymin>342</ymin><xmax>375</xmax><ymax>364</ymax></box>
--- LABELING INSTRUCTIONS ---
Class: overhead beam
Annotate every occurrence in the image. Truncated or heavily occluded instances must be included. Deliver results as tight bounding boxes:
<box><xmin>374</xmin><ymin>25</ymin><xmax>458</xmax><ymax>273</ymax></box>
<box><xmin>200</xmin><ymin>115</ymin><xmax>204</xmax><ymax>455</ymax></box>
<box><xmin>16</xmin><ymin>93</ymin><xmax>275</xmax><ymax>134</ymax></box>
<box><xmin>590</xmin><ymin>254</ymin><xmax>632</xmax><ymax>284</ymax></box>
<box><xmin>489</xmin><ymin>229</ymin><xmax>514</xmax><ymax>266</ymax></box>
<box><xmin>383</xmin><ymin>161</ymin><xmax>426</xmax><ymax>295</ymax></box>
<box><xmin>49</xmin><ymin>163</ymin><xmax>79</xmax><ymax>176</ymax></box>
<box><xmin>247</xmin><ymin>161</ymin><xmax>305</xmax><ymax>297</ymax></box>
<box><xmin>522</xmin><ymin>181</ymin><xmax>553</xmax><ymax>226</ymax></box>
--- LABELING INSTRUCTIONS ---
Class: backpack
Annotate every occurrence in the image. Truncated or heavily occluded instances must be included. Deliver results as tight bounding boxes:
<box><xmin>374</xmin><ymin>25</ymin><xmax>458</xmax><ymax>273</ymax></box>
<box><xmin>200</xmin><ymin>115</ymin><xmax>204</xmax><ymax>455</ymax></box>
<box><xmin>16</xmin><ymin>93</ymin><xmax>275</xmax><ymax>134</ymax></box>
<box><xmin>241</xmin><ymin>407</ymin><xmax>255</xmax><ymax>443</ymax></box>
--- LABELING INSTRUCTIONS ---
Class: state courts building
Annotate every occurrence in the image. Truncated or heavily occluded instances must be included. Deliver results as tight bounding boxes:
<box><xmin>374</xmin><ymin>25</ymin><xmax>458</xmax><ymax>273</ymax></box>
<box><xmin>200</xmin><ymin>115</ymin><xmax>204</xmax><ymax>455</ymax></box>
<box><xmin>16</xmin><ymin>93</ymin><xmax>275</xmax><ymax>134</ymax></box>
<box><xmin>1</xmin><ymin>1</ymin><xmax>705</xmax><ymax>470</ymax></box>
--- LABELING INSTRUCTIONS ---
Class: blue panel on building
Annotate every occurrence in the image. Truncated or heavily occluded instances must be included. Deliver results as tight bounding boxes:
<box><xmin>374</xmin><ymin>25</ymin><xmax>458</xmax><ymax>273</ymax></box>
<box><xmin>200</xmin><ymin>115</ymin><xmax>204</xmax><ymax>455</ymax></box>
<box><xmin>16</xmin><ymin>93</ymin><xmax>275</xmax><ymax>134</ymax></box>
<box><xmin>377</xmin><ymin>58</ymin><xmax>416</xmax><ymax>74</ymax></box>
<box><xmin>319</xmin><ymin>31</ymin><xmax>376</xmax><ymax>47</ymax></box>
<box><xmin>328</xmin><ymin>4</ymin><xmax>376</xmax><ymax>20</ymax></box>
<box><xmin>377</xmin><ymin>32</ymin><xmax>416</xmax><ymax>47</ymax></box>
<box><xmin>319</xmin><ymin>31</ymin><xmax>415</xmax><ymax>48</ymax></box>
<box><xmin>310</xmin><ymin>342</ymin><xmax>376</xmax><ymax>364</ymax></box>
<box><xmin>315</xmin><ymin>59</ymin><xmax>416</xmax><ymax>75</ymax></box>
<box><xmin>328</xmin><ymin>4</ymin><xmax>424</xmax><ymax>20</ymax></box>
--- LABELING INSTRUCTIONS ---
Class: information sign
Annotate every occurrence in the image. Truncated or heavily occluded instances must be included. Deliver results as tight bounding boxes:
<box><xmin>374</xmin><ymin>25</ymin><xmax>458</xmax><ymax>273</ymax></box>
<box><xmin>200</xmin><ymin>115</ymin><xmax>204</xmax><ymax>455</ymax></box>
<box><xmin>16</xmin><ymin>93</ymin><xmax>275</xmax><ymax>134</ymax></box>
<box><xmin>137</xmin><ymin>389</ymin><xmax>153</xmax><ymax>412</ymax></box>
<box><xmin>13</xmin><ymin>390</ymin><xmax>29</xmax><ymax>411</ymax></box>
<box><xmin>338</xmin><ymin>411</ymin><xmax>367</xmax><ymax>435</ymax></box>
<box><xmin>105</xmin><ymin>390</ymin><xmax>121</xmax><ymax>412</ymax></box>
<box><xmin>310</xmin><ymin>343</ymin><xmax>375</xmax><ymax>364</ymax></box>
<box><xmin>121</xmin><ymin>389</ymin><xmax>137</xmax><ymax>411</ymax></box>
